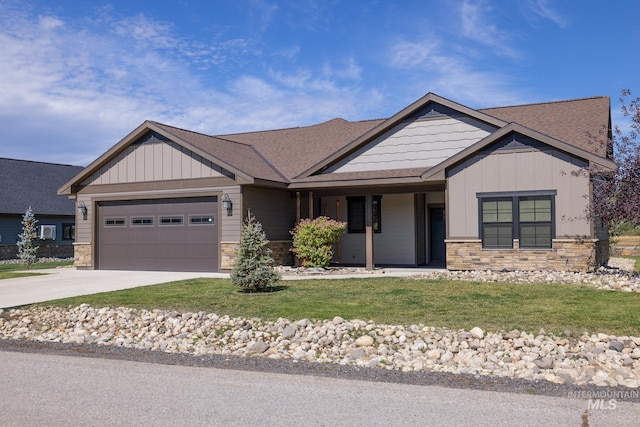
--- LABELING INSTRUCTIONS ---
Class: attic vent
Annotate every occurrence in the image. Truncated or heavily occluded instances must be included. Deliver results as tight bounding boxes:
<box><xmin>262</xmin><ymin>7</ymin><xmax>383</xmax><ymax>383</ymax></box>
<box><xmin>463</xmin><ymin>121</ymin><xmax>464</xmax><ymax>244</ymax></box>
<box><xmin>133</xmin><ymin>130</ymin><xmax>171</xmax><ymax>145</ymax></box>
<box><xmin>39</xmin><ymin>225</ymin><xmax>56</xmax><ymax>240</ymax></box>
<box><xmin>408</xmin><ymin>102</ymin><xmax>463</xmax><ymax>120</ymax></box>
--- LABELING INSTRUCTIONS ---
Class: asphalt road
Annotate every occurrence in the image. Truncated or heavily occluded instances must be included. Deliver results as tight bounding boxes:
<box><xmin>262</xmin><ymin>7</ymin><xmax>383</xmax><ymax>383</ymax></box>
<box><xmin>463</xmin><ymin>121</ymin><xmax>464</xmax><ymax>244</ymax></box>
<box><xmin>1</xmin><ymin>349</ymin><xmax>639</xmax><ymax>426</ymax></box>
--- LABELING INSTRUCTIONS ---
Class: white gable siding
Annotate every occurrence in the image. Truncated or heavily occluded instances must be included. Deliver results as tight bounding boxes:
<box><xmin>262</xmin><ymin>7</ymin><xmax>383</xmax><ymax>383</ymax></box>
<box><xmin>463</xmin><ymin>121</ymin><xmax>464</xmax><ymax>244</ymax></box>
<box><xmin>82</xmin><ymin>140</ymin><xmax>228</xmax><ymax>186</ymax></box>
<box><xmin>325</xmin><ymin>117</ymin><xmax>495</xmax><ymax>173</ymax></box>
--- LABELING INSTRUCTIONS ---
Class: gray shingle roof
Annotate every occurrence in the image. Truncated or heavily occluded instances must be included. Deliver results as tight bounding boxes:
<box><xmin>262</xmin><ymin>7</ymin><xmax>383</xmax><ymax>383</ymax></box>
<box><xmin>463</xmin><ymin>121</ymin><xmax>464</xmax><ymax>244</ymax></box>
<box><xmin>1</xmin><ymin>158</ymin><xmax>84</xmax><ymax>215</ymax></box>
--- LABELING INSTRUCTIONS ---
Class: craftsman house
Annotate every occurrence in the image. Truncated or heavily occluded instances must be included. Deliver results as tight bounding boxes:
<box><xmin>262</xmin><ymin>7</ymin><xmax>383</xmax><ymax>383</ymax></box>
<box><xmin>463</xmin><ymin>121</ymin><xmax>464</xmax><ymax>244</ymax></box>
<box><xmin>1</xmin><ymin>158</ymin><xmax>84</xmax><ymax>260</ymax></box>
<box><xmin>58</xmin><ymin>93</ymin><xmax>615</xmax><ymax>272</ymax></box>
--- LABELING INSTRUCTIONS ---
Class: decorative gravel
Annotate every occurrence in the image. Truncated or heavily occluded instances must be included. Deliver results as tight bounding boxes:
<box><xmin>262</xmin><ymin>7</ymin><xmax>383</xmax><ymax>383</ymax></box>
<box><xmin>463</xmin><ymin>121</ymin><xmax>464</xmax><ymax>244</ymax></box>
<box><xmin>1</xmin><ymin>257</ymin><xmax>639</xmax><ymax>391</ymax></box>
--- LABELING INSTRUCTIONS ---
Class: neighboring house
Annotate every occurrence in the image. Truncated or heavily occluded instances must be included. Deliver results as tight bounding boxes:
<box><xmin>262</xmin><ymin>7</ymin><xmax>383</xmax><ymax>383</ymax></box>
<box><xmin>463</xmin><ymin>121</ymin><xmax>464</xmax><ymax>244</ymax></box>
<box><xmin>1</xmin><ymin>158</ymin><xmax>84</xmax><ymax>260</ymax></box>
<box><xmin>58</xmin><ymin>93</ymin><xmax>616</xmax><ymax>273</ymax></box>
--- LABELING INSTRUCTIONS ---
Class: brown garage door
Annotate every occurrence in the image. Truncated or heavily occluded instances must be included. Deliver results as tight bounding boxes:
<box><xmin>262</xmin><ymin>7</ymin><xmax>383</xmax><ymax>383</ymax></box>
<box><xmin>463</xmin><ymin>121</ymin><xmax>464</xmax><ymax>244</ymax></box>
<box><xmin>97</xmin><ymin>197</ymin><xmax>218</xmax><ymax>272</ymax></box>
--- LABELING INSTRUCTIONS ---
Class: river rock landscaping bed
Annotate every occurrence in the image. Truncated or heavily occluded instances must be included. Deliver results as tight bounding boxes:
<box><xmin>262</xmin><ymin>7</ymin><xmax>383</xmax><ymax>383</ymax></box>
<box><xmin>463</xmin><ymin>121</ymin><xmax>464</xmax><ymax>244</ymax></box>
<box><xmin>1</xmin><ymin>304</ymin><xmax>639</xmax><ymax>389</ymax></box>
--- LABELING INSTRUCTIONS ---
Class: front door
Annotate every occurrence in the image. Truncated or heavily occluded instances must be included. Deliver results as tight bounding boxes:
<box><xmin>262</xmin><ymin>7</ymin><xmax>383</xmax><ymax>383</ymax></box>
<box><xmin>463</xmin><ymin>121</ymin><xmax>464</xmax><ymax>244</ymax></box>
<box><xmin>429</xmin><ymin>207</ymin><xmax>446</xmax><ymax>263</ymax></box>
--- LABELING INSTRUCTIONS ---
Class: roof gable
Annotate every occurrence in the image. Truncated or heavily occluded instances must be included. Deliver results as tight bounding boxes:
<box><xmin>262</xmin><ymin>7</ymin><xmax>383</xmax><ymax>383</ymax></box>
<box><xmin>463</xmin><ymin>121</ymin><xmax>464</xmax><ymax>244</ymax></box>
<box><xmin>296</xmin><ymin>93</ymin><xmax>507</xmax><ymax>178</ymax></box>
<box><xmin>80</xmin><ymin>129</ymin><xmax>236</xmax><ymax>187</ymax></box>
<box><xmin>421</xmin><ymin>123</ymin><xmax>617</xmax><ymax>182</ymax></box>
<box><xmin>322</xmin><ymin>110</ymin><xmax>497</xmax><ymax>174</ymax></box>
<box><xmin>480</xmin><ymin>96</ymin><xmax>611</xmax><ymax>158</ymax></box>
<box><xmin>59</xmin><ymin>121</ymin><xmax>288</xmax><ymax>194</ymax></box>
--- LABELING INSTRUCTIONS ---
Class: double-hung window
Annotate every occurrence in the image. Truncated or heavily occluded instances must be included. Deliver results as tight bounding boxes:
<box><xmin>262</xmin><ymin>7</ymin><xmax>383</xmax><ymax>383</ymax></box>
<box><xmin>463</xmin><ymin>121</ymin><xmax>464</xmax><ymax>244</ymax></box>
<box><xmin>481</xmin><ymin>198</ymin><xmax>513</xmax><ymax>248</ymax></box>
<box><xmin>518</xmin><ymin>197</ymin><xmax>552</xmax><ymax>248</ymax></box>
<box><xmin>478</xmin><ymin>191</ymin><xmax>555</xmax><ymax>249</ymax></box>
<box><xmin>347</xmin><ymin>196</ymin><xmax>381</xmax><ymax>233</ymax></box>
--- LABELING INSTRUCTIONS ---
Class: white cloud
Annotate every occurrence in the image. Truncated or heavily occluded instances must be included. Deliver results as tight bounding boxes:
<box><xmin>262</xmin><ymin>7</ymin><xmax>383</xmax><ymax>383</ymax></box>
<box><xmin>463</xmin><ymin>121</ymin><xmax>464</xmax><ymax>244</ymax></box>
<box><xmin>0</xmin><ymin>2</ymin><xmax>385</xmax><ymax>165</ymax></box>
<box><xmin>523</xmin><ymin>0</ymin><xmax>568</xmax><ymax>28</ymax></box>
<box><xmin>459</xmin><ymin>0</ymin><xmax>519</xmax><ymax>59</ymax></box>
<box><xmin>386</xmin><ymin>37</ymin><xmax>525</xmax><ymax>107</ymax></box>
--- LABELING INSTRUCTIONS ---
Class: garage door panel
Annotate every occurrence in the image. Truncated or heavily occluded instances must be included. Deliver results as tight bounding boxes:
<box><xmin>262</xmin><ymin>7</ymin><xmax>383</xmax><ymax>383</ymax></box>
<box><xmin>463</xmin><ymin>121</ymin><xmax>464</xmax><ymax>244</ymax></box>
<box><xmin>97</xmin><ymin>197</ymin><xmax>219</xmax><ymax>272</ymax></box>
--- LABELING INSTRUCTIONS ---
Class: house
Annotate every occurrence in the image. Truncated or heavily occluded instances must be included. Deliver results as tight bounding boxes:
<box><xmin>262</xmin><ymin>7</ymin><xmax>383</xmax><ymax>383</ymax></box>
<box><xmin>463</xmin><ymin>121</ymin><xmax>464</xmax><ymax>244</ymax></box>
<box><xmin>0</xmin><ymin>158</ymin><xmax>84</xmax><ymax>260</ymax></box>
<box><xmin>58</xmin><ymin>93</ymin><xmax>616</xmax><ymax>273</ymax></box>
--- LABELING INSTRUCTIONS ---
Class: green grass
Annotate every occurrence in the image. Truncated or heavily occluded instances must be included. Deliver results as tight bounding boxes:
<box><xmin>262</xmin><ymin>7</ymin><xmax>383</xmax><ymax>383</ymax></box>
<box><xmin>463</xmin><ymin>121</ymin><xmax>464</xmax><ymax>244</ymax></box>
<box><xmin>0</xmin><ymin>260</ymin><xmax>73</xmax><ymax>280</ymax></box>
<box><xmin>35</xmin><ymin>277</ymin><xmax>640</xmax><ymax>336</ymax></box>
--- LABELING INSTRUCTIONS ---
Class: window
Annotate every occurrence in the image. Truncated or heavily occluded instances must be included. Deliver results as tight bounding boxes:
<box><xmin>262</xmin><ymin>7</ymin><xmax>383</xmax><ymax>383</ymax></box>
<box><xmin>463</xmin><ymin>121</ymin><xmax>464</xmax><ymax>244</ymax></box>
<box><xmin>347</xmin><ymin>196</ymin><xmax>381</xmax><ymax>233</ymax></box>
<box><xmin>104</xmin><ymin>217</ymin><xmax>126</xmax><ymax>227</ymax></box>
<box><xmin>519</xmin><ymin>197</ymin><xmax>552</xmax><ymax>248</ymax></box>
<box><xmin>478</xmin><ymin>192</ymin><xmax>555</xmax><ymax>249</ymax></box>
<box><xmin>159</xmin><ymin>216</ymin><xmax>184</xmax><ymax>226</ymax></box>
<box><xmin>189</xmin><ymin>215</ymin><xmax>215</xmax><ymax>225</ymax></box>
<box><xmin>481</xmin><ymin>198</ymin><xmax>513</xmax><ymax>248</ymax></box>
<box><xmin>131</xmin><ymin>217</ymin><xmax>154</xmax><ymax>226</ymax></box>
<box><xmin>62</xmin><ymin>223</ymin><xmax>75</xmax><ymax>241</ymax></box>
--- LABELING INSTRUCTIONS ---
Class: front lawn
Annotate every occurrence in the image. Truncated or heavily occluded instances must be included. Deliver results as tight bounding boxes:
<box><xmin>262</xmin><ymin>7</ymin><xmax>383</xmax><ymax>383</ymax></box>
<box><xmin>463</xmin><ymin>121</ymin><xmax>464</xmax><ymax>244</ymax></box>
<box><xmin>0</xmin><ymin>260</ymin><xmax>73</xmax><ymax>280</ymax></box>
<box><xmin>35</xmin><ymin>277</ymin><xmax>640</xmax><ymax>337</ymax></box>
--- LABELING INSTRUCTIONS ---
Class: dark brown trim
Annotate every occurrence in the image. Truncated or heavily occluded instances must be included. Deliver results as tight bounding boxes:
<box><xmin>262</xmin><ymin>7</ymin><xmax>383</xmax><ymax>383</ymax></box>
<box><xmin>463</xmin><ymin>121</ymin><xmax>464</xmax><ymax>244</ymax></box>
<box><xmin>76</xmin><ymin>177</ymin><xmax>237</xmax><ymax>195</ymax></box>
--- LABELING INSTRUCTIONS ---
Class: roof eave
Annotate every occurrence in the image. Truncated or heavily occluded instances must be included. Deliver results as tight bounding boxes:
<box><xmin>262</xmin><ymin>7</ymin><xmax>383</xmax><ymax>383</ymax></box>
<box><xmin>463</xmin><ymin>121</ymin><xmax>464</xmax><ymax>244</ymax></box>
<box><xmin>288</xmin><ymin>176</ymin><xmax>424</xmax><ymax>190</ymax></box>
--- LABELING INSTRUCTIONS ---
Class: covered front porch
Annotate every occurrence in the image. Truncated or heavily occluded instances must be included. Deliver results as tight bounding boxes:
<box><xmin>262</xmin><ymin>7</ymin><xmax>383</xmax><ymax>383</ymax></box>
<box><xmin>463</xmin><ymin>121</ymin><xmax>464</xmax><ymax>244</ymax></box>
<box><xmin>291</xmin><ymin>183</ymin><xmax>446</xmax><ymax>270</ymax></box>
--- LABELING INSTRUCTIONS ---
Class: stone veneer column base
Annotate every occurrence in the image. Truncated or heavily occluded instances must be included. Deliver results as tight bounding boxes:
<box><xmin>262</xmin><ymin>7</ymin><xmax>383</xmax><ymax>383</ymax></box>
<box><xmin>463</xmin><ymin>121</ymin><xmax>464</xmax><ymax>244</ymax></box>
<box><xmin>220</xmin><ymin>240</ymin><xmax>293</xmax><ymax>271</ymax></box>
<box><xmin>73</xmin><ymin>243</ymin><xmax>93</xmax><ymax>269</ymax></box>
<box><xmin>446</xmin><ymin>239</ymin><xmax>608</xmax><ymax>272</ymax></box>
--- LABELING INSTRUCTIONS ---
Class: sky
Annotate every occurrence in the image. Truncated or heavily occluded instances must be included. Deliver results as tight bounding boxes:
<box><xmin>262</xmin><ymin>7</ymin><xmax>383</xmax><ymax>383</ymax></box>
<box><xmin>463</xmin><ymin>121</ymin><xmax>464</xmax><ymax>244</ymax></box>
<box><xmin>1</xmin><ymin>0</ymin><xmax>638</xmax><ymax>166</ymax></box>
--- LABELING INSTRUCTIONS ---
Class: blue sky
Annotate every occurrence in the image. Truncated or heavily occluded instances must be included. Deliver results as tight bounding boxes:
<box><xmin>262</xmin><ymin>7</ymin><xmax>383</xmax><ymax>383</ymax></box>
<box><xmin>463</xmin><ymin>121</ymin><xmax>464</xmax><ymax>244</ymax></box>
<box><xmin>1</xmin><ymin>0</ymin><xmax>638</xmax><ymax>166</ymax></box>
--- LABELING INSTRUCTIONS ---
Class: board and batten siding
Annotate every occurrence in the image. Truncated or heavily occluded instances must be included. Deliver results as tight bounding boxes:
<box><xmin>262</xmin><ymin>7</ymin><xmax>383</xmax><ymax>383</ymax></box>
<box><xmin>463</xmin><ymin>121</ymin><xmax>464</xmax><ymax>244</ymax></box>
<box><xmin>242</xmin><ymin>187</ymin><xmax>296</xmax><ymax>241</ymax></box>
<box><xmin>322</xmin><ymin>194</ymin><xmax>415</xmax><ymax>265</ymax></box>
<box><xmin>447</xmin><ymin>148</ymin><xmax>591</xmax><ymax>239</ymax></box>
<box><xmin>325</xmin><ymin>117</ymin><xmax>495</xmax><ymax>173</ymax></box>
<box><xmin>83</xmin><ymin>139</ymin><xmax>230</xmax><ymax>186</ymax></box>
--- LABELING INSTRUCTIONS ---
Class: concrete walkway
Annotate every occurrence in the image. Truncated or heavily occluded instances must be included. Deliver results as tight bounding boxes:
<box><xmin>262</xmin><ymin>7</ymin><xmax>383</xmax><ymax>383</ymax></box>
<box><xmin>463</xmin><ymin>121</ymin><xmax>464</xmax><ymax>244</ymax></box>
<box><xmin>0</xmin><ymin>266</ymin><xmax>445</xmax><ymax>309</ymax></box>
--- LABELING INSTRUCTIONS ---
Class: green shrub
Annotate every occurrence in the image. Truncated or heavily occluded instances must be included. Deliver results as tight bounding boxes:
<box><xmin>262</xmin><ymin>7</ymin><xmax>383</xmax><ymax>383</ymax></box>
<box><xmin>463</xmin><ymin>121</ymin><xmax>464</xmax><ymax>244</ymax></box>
<box><xmin>291</xmin><ymin>216</ymin><xmax>346</xmax><ymax>268</ymax></box>
<box><xmin>231</xmin><ymin>213</ymin><xmax>280</xmax><ymax>292</ymax></box>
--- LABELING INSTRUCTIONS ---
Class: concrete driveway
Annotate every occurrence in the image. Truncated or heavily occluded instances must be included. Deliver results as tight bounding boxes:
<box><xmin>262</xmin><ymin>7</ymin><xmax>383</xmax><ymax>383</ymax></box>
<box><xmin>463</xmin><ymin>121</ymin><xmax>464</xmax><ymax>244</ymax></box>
<box><xmin>0</xmin><ymin>268</ymin><xmax>227</xmax><ymax>308</ymax></box>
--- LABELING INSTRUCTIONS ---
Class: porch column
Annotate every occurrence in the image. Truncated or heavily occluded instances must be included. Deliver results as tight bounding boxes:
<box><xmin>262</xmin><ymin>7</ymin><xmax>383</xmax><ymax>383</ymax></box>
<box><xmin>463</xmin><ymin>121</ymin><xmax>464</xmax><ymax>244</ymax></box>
<box><xmin>296</xmin><ymin>192</ymin><xmax>301</xmax><ymax>223</ymax></box>
<box><xmin>308</xmin><ymin>191</ymin><xmax>314</xmax><ymax>219</ymax></box>
<box><xmin>365</xmin><ymin>194</ymin><xmax>375</xmax><ymax>270</ymax></box>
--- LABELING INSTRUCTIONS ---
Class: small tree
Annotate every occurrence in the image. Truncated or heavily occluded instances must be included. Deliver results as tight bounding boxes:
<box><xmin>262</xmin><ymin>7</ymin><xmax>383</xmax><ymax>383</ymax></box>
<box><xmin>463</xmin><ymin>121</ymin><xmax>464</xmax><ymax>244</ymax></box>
<box><xmin>291</xmin><ymin>216</ymin><xmax>346</xmax><ymax>268</ymax></box>
<box><xmin>17</xmin><ymin>206</ymin><xmax>39</xmax><ymax>269</ymax></box>
<box><xmin>231</xmin><ymin>212</ymin><xmax>280</xmax><ymax>292</ymax></box>
<box><xmin>590</xmin><ymin>89</ymin><xmax>640</xmax><ymax>227</ymax></box>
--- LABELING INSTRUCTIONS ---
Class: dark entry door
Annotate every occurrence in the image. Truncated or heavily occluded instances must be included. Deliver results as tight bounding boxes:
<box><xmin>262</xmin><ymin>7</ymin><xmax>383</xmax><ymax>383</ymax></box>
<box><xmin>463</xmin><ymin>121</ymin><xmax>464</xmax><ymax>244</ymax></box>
<box><xmin>97</xmin><ymin>197</ymin><xmax>218</xmax><ymax>272</ymax></box>
<box><xmin>429</xmin><ymin>207</ymin><xmax>446</xmax><ymax>263</ymax></box>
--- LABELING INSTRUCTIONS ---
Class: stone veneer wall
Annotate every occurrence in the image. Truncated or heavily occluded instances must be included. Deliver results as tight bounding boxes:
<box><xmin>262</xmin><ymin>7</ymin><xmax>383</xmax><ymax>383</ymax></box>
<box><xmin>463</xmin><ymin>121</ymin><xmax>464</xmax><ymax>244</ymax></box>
<box><xmin>220</xmin><ymin>240</ymin><xmax>293</xmax><ymax>271</ymax></box>
<box><xmin>0</xmin><ymin>244</ymin><xmax>74</xmax><ymax>260</ymax></box>
<box><xmin>73</xmin><ymin>243</ymin><xmax>92</xmax><ymax>269</ymax></box>
<box><xmin>446</xmin><ymin>239</ymin><xmax>608</xmax><ymax>272</ymax></box>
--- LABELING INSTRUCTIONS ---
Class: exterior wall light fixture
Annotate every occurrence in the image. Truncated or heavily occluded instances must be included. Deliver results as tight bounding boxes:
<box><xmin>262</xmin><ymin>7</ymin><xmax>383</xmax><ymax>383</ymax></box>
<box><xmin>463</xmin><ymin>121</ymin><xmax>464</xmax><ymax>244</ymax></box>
<box><xmin>77</xmin><ymin>201</ymin><xmax>88</xmax><ymax>220</ymax></box>
<box><xmin>222</xmin><ymin>194</ymin><xmax>233</xmax><ymax>216</ymax></box>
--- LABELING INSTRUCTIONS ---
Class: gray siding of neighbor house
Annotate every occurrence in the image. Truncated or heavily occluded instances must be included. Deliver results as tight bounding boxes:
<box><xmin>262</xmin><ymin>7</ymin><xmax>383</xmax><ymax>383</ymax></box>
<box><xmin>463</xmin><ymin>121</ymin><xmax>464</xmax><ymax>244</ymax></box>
<box><xmin>447</xmin><ymin>144</ymin><xmax>591</xmax><ymax>239</ymax></box>
<box><xmin>321</xmin><ymin>194</ymin><xmax>416</xmax><ymax>265</ymax></box>
<box><xmin>0</xmin><ymin>214</ymin><xmax>74</xmax><ymax>245</ymax></box>
<box><xmin>242</xmin><ymin>187</ymin><xmax>296</xmax><ymax>241</ymax></box>
<box><xmin>325</xmin><ymin>116</ymin><xmax>495</xmax><ymax>173</ymax></box>
<box><xmin>83</xmin><ymin>133</ymin><xmax>233</xmax><ymax>186</ymax></box>
<box><xmin>0</xmin><ymin>214</ymin><xmax>75</xmax><ymax>259</ymax></box>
